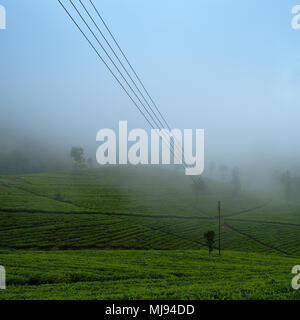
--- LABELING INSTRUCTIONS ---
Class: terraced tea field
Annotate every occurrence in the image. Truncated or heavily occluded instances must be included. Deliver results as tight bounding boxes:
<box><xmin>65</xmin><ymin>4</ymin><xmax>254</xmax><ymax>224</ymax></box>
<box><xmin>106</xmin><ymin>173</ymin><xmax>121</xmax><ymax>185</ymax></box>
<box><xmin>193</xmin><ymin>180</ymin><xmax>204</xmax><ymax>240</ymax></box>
<box><xmin>0</xmin><ymin>249</ymin><xmax>299</xmax><ymax>300</ymax></box>
<box><xmin>1</xmin><ymin>167</ymin><xmax>299</xmax><ymax>254</ymax></box>
<box><xmin>0</xmin><ymin>167</ymin><xmax>300</xmax><ymax>299</ymax></box>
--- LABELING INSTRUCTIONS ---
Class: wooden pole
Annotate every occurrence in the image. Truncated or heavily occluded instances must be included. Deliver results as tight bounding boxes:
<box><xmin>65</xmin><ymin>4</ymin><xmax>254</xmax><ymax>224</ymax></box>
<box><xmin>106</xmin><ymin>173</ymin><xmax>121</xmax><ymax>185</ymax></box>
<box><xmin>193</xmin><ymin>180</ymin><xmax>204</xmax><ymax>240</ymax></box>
<box><xmin>218</xmin><ymin>200</ymin><xmax>221</xmax><ymax>255</ymax></box>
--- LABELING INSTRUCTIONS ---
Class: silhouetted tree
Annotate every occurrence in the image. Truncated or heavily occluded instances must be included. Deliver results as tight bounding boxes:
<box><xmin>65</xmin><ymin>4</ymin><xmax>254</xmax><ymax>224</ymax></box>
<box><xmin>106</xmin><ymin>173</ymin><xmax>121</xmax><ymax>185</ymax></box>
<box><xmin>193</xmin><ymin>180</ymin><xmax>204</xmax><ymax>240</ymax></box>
<box><xmin>70</xmin><ymin>147</ymin><xmax>86</xmax><ymax>169</ymax></box>
<box><xmin>204</xmin><ymin>230</ymin><xmax>215</xmax><ymax>258</ymax></box>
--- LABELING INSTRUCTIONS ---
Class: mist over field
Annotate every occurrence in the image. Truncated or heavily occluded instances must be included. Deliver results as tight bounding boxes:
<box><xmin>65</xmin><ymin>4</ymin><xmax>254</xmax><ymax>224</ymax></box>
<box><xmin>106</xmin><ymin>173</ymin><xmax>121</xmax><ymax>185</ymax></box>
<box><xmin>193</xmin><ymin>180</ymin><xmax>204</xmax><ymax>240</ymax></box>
<box><xmin>1</xmin><ymin>1</ymin><xmax>300</xmax><ymax>185</ymax></box>
<box><xmin>1</xmin><ymin>0</ymin><xmax>300</xmax><ymax>301</ymax></box>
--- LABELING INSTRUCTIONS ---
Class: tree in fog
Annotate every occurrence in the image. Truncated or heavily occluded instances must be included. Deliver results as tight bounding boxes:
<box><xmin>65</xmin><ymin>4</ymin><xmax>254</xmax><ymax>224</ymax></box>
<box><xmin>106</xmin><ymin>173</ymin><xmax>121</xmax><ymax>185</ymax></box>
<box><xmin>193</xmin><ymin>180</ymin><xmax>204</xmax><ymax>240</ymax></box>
<box><xmin>193</xmin><ymin>177</ymin><xmax>207</xmax><ymax>200</ymax></box>
<box><xmin>280</xmin><ymin>170</ymin><xmax>292</xmax><ymax>202</ymax></box>
<box><xmin>204</xmin><ymin>230</ymin><xmax>215</xmax><ymax>258</ymax></box>
<box><xmin>231</xmin><ymin>167</ymin><xmax>241</xmax><ymax>194</ymax></box>
<box><xmin>292</xmin><ymin>176</ymin><xmax>300</xmax><ymax>200</ymax></box>
<box><xmin>219</xmin><ymin>165</ymin><xmax>228</xmax><ymax>181</ymax></box>
<box><xmin>208</xmin><ymin>161</ymin><xmax>216</xmax><ymax>178</ymax></box>
<box><xmin>70</xmin><ymin>147</ymin><xmax>86</xmax><ymax>169</ymax></box>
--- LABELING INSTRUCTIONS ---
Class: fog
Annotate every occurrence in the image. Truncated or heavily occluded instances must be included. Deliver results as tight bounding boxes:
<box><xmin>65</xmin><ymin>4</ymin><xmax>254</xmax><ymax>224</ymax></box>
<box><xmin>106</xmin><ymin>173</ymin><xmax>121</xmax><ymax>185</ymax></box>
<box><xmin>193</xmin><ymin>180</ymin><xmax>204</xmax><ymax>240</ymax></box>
<box><xmin>1</xmin><ymin>0</ymin><xmax>300</xmax><ymax>191</ymax></box>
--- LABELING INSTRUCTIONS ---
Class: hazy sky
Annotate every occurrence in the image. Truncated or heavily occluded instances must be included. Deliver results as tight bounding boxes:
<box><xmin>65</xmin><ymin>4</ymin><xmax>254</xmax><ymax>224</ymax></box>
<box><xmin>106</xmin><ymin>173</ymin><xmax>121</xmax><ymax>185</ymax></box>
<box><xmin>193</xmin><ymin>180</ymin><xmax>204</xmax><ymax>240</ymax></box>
<box><xmin>1</xmin><ymin>0</ymin><xmax>300</xmax><ymax>171</ymax></box>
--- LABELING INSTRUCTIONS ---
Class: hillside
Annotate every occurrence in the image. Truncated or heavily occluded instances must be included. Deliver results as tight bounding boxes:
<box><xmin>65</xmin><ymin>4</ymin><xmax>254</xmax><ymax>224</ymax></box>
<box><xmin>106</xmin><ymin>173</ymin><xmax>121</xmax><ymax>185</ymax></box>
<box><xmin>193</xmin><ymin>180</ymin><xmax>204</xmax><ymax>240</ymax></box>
<box><xmin>1</xmin><ymin>167</ymin><xmax>300</xmax><ymax>300</ymax></box>
<box><xmin>0</xmin><ymin>167</ymin><xmax>300</xmax><ymax>254</ymax></box>
<box><xmin>0</xmin><ymin>249</ymin><xmax>299</xmax><ymax>300</ymax></box>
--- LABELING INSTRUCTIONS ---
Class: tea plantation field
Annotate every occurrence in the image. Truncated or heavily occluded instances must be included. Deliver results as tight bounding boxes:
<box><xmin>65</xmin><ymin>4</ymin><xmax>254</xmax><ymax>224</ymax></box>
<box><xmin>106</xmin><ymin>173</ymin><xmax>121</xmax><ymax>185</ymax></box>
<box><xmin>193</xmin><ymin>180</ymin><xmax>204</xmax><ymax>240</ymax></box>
<box><xmin>0</xmin><ymin>167</ymin><xmax>299</xmax><ymax>299</ymax></box>
<box><xmin>0</xmin><ymin>249</ymin><xmax>299</xmax><ymax>300</ymax></box>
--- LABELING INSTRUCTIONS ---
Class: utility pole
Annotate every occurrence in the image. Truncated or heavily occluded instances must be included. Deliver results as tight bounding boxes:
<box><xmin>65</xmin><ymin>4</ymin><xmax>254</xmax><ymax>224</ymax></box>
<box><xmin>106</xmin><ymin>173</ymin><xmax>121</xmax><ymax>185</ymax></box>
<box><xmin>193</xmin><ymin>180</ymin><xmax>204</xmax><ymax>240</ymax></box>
<box><xmin>218</xmin><ymin>200</ymin><xmax>221</xmax><ymax>255</ymax></box>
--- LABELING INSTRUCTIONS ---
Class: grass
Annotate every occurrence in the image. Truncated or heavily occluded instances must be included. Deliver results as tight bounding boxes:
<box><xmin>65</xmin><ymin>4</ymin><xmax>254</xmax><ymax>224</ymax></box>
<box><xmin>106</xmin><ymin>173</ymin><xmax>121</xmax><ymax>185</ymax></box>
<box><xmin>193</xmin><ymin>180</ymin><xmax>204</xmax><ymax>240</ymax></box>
<box><xmin>0</xmin><ymin>166</ymin><xmax>300</xmax><ymax>299</ymax></box>
<box><xmin>0</xmin><ymin>249</ymin><xmax>299</xmax><ymax>300</ymax></box>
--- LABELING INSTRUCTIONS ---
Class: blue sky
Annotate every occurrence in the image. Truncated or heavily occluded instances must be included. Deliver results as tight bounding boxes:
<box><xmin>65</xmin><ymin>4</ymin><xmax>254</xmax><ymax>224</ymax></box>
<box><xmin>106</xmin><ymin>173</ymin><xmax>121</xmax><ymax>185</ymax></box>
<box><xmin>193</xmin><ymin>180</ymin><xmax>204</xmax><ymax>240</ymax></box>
<box><xmin>1</xmin><ymin>0</ymin><xmax>300</xmax><ymax>169</ymax></box>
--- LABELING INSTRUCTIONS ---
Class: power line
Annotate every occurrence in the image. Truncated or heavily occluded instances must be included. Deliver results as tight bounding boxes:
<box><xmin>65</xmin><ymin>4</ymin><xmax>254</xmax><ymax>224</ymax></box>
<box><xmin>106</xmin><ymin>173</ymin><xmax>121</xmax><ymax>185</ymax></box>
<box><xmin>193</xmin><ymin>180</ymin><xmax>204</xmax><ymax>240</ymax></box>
<box><xmin>88</xmin><ymin>0</ymin><xmax>171</xmax><ymax>131</ymax></box>
<box><xmin>87</xmin><ymin>0</ymin><xmax>197</xmax><ymax>171</ymax></box>
<box><xmin>57</xmin><ymin>0</ymin><xmax>154</xmax><ymax>130</ymax></box>
<box><xmin>58</xmin><ymin>0</ymin><xmax>187</xmax><ymax>172</ymax></box>
<box><xmin>58</xmin><ymin>1</ymin><xmax>201</xmax><ymax>182</ymax></box>
<box><xmin>69</xmin><ymin>0</ymin><xmax>161</xmax><ymax>131</ymax></box>
<box><xmin>68</xmin><ymin>0</ymin><xmax>186</xmax><ymax>168</ymax></box>
<box><xmin>78</xmin><ymin>0</ymin><xmax>167</xmax><ymax>132</ymax></box>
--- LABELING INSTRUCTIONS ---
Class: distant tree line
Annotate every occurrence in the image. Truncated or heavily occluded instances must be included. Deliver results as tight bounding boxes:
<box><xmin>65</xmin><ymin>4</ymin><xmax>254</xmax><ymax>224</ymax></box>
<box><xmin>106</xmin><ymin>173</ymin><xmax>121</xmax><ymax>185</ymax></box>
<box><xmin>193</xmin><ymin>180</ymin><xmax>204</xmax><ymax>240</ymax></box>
<box><xmin>70</xmin><ymin>147</ymin><xmax>93</xmax><ymax>169</ymax></box>
<box><xmin>0</xmin><ymin>146</ymin><xmax>94</xmax><ymax>175</ymax></box>
<box><xmin>0</xmin><ymin>150</ymin><xmax>68</xmax><ymax>174</ymax></box>
<box><xmin>272</xmin><ymin>169</ymin><xmax>300</xmax><ymax>202</ymax></box>
<box><xmin>208</xmin><ymin>161</ymin><xmax>241</xmax><ymax>195</ymax></box>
